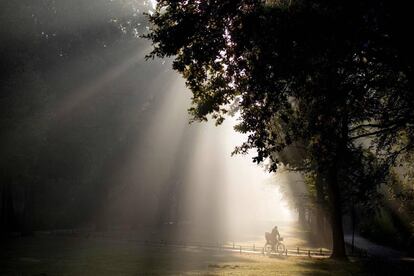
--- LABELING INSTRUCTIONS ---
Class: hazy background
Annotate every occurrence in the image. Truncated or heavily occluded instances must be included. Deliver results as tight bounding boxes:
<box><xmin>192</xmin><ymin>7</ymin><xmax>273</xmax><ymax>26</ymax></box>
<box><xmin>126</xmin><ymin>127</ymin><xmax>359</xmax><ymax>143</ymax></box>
<box><xmin>0</xmin><ymin>0</ymin><xmax>294</xmax><ymax>243</ymax></box>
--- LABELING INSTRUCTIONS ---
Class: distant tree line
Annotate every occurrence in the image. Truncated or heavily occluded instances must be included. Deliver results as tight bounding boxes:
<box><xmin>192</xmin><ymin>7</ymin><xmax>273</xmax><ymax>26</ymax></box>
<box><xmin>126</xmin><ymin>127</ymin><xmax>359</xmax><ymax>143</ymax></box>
<box><xmin>0</xmin><ymin>0</ymin><xmax>158</xmax><ymax>235</ymax></box>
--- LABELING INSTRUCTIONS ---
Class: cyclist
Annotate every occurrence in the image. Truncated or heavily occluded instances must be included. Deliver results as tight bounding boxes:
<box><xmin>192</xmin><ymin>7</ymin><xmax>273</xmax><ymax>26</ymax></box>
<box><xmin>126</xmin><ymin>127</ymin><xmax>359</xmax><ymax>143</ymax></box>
<box><xmin>271</xmin><ymin>225</ymin><xmax>281</xmax><ymax>243</ymax></box>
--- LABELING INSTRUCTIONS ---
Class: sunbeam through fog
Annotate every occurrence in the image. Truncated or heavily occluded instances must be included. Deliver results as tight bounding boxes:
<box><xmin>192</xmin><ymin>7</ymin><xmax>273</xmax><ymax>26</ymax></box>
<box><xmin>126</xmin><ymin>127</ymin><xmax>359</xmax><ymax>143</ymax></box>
<box><xmin>105</xmin><ymin>65</ymin><xmax>295</xmax><ymax>243</ymax></box>
<box><xmin>5</xmin><ymin>1</ymin><xmax>414</xmax><ymax>274</ymax></box>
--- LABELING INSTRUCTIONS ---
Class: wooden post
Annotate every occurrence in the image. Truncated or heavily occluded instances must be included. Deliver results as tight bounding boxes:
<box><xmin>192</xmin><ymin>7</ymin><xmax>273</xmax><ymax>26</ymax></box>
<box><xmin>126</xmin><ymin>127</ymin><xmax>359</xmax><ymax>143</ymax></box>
<box><xmin>240</xmin><ymin>245</ymin><xmax>242</xmax><ymax>253</ymax></box>
<box><xmin>285</xmin><ymin>249</ymin><xmax>288</xmax><ymax>256</ymax></box>
<box><xmin>320</xmin><ymin>248</ymin><xmax>323</xmax><ymax>255</ymax></box>
<box><xmin>233</xmin><ymin>242</ymin><xmax>235</xmax><ymax>249</ymax></box>
<box><xmin>308</xmin><ymin>250</ymin><xmax>311</xmax><ymax>257</ymax></box>
<box><xmin>297</xmin><ymin>247</ymin><xmax>299</xmax><ymax>255</ymax></box>
<box><xmin>253</xmin><ymin>244</ymin><xmax>255</xmax><ymax>251</ymax></box>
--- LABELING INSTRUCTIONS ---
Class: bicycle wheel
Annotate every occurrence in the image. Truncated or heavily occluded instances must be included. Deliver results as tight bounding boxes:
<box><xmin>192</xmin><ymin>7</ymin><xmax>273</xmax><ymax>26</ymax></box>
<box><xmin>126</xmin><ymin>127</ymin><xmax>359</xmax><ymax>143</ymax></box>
<box><xmin>264</xmin><ymin>243</ymin><xmax>273</xmax><ymax>255</ymax></box>
<box><xmin>276</xmin><ymin>242</ymin><xmax>286</xmax><ymax>254</ymax></box>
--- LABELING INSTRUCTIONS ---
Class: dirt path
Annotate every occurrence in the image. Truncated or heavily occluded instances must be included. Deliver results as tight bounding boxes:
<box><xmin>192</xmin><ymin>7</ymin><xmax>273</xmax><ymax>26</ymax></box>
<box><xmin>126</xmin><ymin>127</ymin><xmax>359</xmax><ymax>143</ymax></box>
<box><xmin>344</xmin><ymin>235</ymin><xmax>404</xmax><ymax>258</ymax></box>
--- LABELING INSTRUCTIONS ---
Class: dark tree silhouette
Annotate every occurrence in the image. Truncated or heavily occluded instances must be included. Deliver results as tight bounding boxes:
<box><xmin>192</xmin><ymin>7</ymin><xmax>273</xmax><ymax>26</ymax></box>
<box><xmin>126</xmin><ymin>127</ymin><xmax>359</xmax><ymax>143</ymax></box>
<box><xmin>145</xmin><ymin>0</ymin><xmax>412</xmax><ymax>258</ymax></box>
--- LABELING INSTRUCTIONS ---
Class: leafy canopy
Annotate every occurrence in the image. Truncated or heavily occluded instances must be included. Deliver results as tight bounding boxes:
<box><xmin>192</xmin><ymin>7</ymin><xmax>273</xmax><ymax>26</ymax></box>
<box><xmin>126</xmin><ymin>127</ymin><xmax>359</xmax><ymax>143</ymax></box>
<box><xmin>145</xmin><ymin>0</ymin><xmax>410</xmax><ymax>171</ymax></box>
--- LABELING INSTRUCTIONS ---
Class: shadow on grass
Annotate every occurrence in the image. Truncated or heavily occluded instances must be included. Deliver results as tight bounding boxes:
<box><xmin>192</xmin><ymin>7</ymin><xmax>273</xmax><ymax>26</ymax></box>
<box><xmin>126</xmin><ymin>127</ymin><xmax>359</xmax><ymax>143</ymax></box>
<box><xmin>268</xmin><ymin>254</ymin><xmax>288</xmax><ymax>260</ymax></box>
<box><xmin>298</xmin><ymin>257</ymin><xmax>414</xmax><ymax>276</ymax></box>
<box><xmin>3</xmin><ymin>236</ymin><xmax>414</xmax><ymax>275</ymax></box>
<box><xmin>0</xmin><ymin>236</ymin><xmax>257</xmax><ymax>275</ymax></box>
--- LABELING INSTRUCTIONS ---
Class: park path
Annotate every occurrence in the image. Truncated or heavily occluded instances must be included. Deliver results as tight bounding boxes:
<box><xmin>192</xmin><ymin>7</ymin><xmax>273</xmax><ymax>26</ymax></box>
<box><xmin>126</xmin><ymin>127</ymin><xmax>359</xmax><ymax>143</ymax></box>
<box><xmin>345</xmin><ymin>235</ymin><xmax>404</xmax><ymax>258</ymax></box>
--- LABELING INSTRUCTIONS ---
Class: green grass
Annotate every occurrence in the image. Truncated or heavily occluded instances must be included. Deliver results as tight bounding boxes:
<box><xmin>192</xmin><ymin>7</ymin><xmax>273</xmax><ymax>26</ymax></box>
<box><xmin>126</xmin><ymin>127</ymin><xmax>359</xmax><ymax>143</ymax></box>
<box><xmin>0</xmin><ymin>236</ymin><xmax>412</xmax><ymax>275</ymax></box>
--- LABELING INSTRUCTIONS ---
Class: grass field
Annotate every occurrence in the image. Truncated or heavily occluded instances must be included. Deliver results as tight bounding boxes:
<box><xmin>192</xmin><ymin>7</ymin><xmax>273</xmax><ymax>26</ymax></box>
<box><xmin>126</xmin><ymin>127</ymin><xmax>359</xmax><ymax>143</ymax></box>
<box><xmin>1</xmin><ymin>236</ymin><xmax>412</xmax><ymax>275</ymax></box>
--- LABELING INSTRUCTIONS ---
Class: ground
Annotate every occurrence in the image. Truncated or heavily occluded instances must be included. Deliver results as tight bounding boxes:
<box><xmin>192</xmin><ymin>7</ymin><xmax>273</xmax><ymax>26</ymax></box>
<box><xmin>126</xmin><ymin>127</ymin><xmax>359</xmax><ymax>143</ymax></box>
<box><xmin>1</xmin><ymin>236</ymin><xmax>413</xmax><ymax>275</ymax></box>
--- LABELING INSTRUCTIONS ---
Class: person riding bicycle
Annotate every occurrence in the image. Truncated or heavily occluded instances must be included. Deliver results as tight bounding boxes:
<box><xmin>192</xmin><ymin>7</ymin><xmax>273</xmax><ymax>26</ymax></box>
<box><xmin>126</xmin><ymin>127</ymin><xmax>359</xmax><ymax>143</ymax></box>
<box><xmin>271</xmin><ymin>225</ymin><xmax>281</xmax><ymax>243</ymax></box>
<box><xmin>264</xmin><ymin>225</ymin><xmax>285</xmax><ymax>254</ymax></box>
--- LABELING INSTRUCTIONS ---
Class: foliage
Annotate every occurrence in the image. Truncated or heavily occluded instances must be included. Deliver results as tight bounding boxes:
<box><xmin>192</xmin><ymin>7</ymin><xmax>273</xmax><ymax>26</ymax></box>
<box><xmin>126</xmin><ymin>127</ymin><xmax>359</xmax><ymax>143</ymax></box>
<box><xmin>145</xmin><ymin>0</ymin><xmax>408</xmax><ymax>170</ymax></box>
<box><xmin>145</xmin><ymin>0</ymin><xmax>414</xmax><ymax>257</ymax></box>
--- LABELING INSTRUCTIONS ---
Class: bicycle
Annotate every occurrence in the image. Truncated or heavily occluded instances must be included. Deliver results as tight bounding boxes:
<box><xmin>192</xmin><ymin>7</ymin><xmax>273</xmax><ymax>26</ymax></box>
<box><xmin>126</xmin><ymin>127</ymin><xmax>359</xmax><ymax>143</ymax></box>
<box><xmin>264</xmin><ymin>232</ymin><xmax>286</xmax><ymax>255</ymax></box>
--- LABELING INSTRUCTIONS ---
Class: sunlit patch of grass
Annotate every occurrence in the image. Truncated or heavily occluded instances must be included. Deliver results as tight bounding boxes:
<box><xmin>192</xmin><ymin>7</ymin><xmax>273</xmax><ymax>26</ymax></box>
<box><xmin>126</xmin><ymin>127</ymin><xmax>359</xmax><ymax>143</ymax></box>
<box><xmin>202</xmin><ymin>256</ymin><xmax>364</xmax><ymax>276</ymax></box>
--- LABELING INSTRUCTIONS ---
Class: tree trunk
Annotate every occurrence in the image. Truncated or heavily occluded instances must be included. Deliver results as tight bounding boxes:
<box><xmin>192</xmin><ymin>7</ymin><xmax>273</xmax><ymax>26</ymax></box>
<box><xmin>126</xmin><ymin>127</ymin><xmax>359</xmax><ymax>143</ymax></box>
<box><xmin>21</xmin><ymin>183</ymin><xmax>35</xmax><ymax>236</ymax></box>
<box><xmin>351</xmin><ymin>203</ymin><xmax>356</xmax><ymax>253</ymax></box>
<box><xmin>1</xmin><ymin>182</ymin><xmax>15</xmax><ymax>235</ymax></box>
<box><xmin>95</xmin><ymin>183</ymin><xmax>109</xmax><ymax>232</ymax></box>
<box><xmin>315</xmin><ymin>171</ymin><xmax>326</xmax><ymax>238</ymax></box>
<box><xmin>324</xmin><ymin>88</ymin><xmax>348</xmax><ymax>259</ymax></box>
<box><xmin>326</xmin><ymin>161</ymin><xmax>347</xmax><ymax>259</ymax></box>
<box><xmin>297</xmin><ymin>204</ymin><xmax>306</xmax><ymax>225</ymax></box>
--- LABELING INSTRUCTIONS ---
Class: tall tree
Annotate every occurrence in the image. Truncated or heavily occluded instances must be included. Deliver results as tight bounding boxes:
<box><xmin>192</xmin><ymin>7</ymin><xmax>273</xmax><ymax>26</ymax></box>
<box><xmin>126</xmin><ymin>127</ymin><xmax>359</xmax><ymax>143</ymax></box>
<box><xmin>145</xmin><ymin>0</ymin><xmax>412</xmax><ymax>258</ymax></box>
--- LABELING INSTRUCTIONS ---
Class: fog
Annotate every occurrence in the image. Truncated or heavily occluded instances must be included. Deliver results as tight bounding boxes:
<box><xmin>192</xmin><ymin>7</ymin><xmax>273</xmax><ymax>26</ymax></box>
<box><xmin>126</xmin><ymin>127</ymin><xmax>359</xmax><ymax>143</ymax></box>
<box><xmin>0</xmin><ymin>0</ymin><xmax>294</xmax><ymax>244</ymax></box>
<box><xmin>98</xmin><ymin>56</ymin><xmax>295</xmax><ymax>243</ymax></box>
<box><xmin>3</xmin><ymin>2</ymin><xmax>414</xmax><ymax>274</ymax></box>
